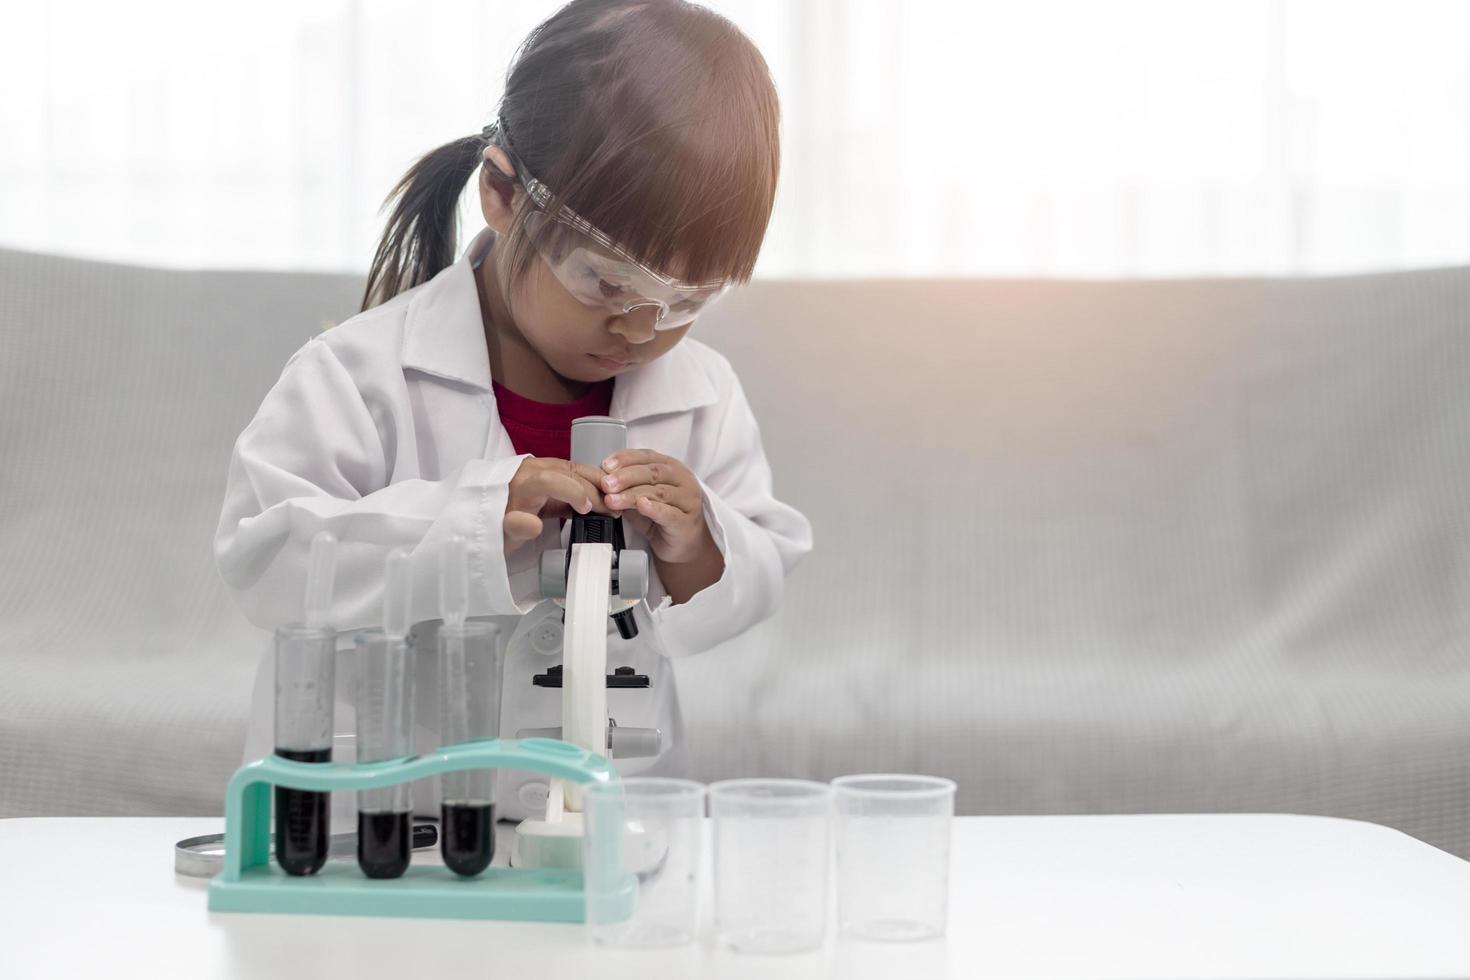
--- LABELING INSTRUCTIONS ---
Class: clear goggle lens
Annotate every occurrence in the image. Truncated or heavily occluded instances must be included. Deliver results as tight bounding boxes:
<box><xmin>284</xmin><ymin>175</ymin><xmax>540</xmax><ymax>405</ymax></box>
<box><xmin>522</xmin><ymin>210</ymin><xmax>729</xmax><ymax>330</ymax></box>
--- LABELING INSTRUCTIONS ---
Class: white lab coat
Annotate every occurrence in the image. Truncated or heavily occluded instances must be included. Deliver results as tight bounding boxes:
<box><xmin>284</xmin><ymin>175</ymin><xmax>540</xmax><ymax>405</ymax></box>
<box><xmin>215</xmin><ymin>226</ymin><xmax>812</xmax><ymax>823</ymax></box>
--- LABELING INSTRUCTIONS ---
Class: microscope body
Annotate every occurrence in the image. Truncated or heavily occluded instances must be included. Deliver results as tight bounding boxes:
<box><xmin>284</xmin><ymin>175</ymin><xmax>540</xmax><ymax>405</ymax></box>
<box><xmin>511</xmin><ymin>417</ymin><xmax>661</xmax><ymax>868</ymax></box>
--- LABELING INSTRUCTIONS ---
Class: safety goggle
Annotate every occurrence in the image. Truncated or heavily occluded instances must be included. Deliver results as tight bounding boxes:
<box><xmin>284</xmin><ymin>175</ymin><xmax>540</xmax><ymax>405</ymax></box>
<box><xmin>485</xmin><ymin>119</ymin><xmax>731</xmax><ymax>330</ymax></box>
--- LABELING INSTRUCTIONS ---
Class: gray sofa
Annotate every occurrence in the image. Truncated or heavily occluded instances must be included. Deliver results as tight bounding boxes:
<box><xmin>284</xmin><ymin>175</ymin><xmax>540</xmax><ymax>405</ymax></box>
<box><xmin>3</xmin><ymin>247</ymin><xmax>1468</xmax><ymax>859</ymax></box>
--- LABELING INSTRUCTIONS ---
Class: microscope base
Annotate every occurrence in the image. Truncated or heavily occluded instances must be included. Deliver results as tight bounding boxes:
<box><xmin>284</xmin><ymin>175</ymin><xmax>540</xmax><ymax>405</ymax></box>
<box><xmin>512</xmin><ymin>812</ymin><xmax>586</xmax><ymax>869</ymax></box>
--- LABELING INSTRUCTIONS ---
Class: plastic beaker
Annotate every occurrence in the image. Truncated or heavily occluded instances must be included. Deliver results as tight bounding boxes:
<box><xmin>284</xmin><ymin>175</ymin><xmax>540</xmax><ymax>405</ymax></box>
<box><xmin>582</xmin><ymin>777</ymin><xmax>706</xmax><ymax>947</ymax></box>
<box><xmin>832</xmin><ymin>774</ymin><xmax>956</xmax><ymax>941</ymax></box>
<box><xmin>710</xmin><ymin>778</ymin><xmax>833</xmax><ymax>954</ymax></box>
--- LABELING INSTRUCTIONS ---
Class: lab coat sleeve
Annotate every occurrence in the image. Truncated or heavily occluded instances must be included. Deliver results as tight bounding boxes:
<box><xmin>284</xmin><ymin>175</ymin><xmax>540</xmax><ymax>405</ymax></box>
<box><xmin>646</xmin><ymin>364</ymin><xmax>814</xmax><ymax>658</ymax></box>
<box><xmin>213</xmin><ymin>336</ymin><xmax>538</xmax><ymax>634</ymax></box>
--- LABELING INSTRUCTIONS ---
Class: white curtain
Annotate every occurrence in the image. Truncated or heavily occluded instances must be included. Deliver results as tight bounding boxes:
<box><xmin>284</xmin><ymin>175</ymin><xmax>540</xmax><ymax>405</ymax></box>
<box><xmin>4</xmin><ymin>0</ymin><xmax>1469</xmax><ymax>277</ymax></box>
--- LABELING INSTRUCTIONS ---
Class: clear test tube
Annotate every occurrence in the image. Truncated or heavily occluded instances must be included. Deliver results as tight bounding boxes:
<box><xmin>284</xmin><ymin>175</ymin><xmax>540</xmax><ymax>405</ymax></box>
<box><xmin>353</xmin><ymin>630</ymin><xmax>414</xmax><ymax>878</ymax></box>
<box><xmin>438</xmin><ymin>620</ymin><xmax>502</xmax><ymax>877</ymax></box>
<box><xmin>273</xmin><ymin>624</ymin><xmax>336</xmax><ymax>876</ymax></box>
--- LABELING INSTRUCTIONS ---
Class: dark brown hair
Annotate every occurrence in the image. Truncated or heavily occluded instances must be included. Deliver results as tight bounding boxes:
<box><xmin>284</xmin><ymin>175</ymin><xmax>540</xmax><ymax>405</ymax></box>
<box><xmin>360</xmin><ymin>0</ymin><xmax>781</xmax><ymax>312</ymax></box>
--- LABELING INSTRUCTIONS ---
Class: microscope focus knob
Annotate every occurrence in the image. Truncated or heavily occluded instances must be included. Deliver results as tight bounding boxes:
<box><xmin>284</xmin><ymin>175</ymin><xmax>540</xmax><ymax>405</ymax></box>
<box><xmin>540</xmin><ymin>549</ymin><xmax>569</xmax><ymax>600</ymax></box>
<box><xmin>616</xmin><ymin>549</ymin><xmax>648</xmax><ymax>600</ymax></box>
<box><xmin>542</xmin><ymin>546</ymin><xmax>648</xmax><ymax>603</ymax></box>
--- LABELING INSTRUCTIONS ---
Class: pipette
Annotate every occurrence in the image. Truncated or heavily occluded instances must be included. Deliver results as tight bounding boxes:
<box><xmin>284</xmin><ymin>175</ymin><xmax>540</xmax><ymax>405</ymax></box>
<box><xmin>383</xmin><ymin>547</ymin><xmax>411</xmax><ymax>638</ymax></box>
<box><xmin>304</xmin><ymin>530</ymin><xmax>337</xmax><ymax>631</ymax></box>
<box><xmin>353</xmin><ymin>547</ymin><xmax>415</xmax><ymax>878</ymax></box>
<box><xmin>437</xmin><ymin>534</ymin><xmax>502</xmax><ymax>876</ymax></box>
<box><xmin>273</xmin><ymin>530</ymin><xmax>338</xmax><ymax>876</ymax></box>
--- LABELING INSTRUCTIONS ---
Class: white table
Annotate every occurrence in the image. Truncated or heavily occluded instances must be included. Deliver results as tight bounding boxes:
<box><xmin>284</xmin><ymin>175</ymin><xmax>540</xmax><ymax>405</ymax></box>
<box><xmin>2</xmin><ymin>814</ymin><xmax>1468</xmax><ymax>979</ymax></box>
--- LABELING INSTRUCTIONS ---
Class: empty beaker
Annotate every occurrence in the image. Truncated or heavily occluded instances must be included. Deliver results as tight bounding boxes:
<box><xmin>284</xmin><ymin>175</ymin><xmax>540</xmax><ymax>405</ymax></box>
<box><xmin>710</xmin><ymin>778</ymin><xmax>833</xmax><ymax>954</ymax></box>
<box><xmin>833</xmin><ymin>774</ymin><xmax>956</xmax><ymax>941</ymax></box>
<box><xmin>582</xmin><ymin>777</ymin><xmax>706</xmax><ymax>947</ymax></box>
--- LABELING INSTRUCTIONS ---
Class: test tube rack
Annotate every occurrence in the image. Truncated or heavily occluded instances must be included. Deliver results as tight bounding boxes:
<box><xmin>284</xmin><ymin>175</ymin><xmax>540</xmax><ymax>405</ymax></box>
<box><xmin>207</xmin><ymin>737</ymin><xmax>633</xmax><ymax>922</ymax></box>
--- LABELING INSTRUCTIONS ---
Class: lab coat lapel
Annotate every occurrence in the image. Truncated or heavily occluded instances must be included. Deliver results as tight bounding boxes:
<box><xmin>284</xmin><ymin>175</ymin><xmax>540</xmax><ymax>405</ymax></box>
<box><xmin>400</xmin><ymin>231</ymin><xmax>495</xmax><ymax>393</ymax></box>
<box><xmin>401</xmin><ymin>228</ymin><xmax>513</xmax><ymax>460</ymax></box>
<box><xmin>610</xmin><ymin>342</ymin><xmax>719</xmax><ymax>423</ymax></box>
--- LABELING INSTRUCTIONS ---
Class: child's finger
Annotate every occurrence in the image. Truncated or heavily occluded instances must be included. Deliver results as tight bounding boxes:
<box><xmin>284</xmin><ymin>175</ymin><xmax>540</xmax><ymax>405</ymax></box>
<box><xmin>518</xmin><ymin>467</ymin><xmax>603</xmax><ymax>515</ymax></box>
<box><xmin>503</xmin><ymin>510</ymin><xmax>544</xmax><ymax>548</ymax></box>
<box><xmin>605</xmin><ymin>483</ymin><xmax>697</xmax><ymax>517</ymax></box>
<box><xmin>568</xmin><ymin>460</ymin><xmax>615</xmax><ymax>491</ymax></box>
<box><xmin>547</xmin><ymin>462</ymin><xmax>616</xmax><ymax>513</ymax></box>
<box><xmin>599</xmin><ymin>448</ymin><xmax>669</xmax><ymax>473</ymax></box>
<box><xmin>600</xmin><ymin>461</ymin><xmax>687</xmax><ymax>495</ymax></box>
<box><xmin>620</xmin><ymin>509</ymin><xmax>655</xmax><ymax>538</ymax></box>
<box><xmin>633</xmin><ymin>494</ymin><xmax>683</xmax><ymax>527</ymax></box>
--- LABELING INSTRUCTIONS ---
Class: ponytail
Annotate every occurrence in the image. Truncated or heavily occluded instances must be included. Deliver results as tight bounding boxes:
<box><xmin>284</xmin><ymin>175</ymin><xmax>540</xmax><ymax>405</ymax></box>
<box><xmin>360</xmin><ymin>134</ymin><xmax>486</xmax><ymax>312</ymax></box>
<box><xmin>360</xmin><ymin>0</ymin><xmax>782</xmax><ymax>310</ymax></box>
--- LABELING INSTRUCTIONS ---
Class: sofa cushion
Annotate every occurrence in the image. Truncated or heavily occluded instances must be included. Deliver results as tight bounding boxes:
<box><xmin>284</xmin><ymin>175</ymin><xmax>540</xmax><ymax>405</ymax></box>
<box><xmin>2</xmin><ymin>247</ymin><xmax>1466</xmax><ymax>859</ymax></box>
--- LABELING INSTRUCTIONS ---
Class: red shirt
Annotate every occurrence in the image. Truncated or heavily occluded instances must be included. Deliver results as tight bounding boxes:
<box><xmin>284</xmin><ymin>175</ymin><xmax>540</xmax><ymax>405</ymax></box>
<box><xmin>492</xmin><ymin>378</ymin><xmax>615</xmax><ymax>460</ymax></box>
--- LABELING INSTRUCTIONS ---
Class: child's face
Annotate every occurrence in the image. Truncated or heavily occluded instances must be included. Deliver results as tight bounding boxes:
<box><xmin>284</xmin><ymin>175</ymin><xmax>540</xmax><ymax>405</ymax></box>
<box><xmin>478</xmin><ymin>145</ymin><xmax>694</xmax><ymax>384</ymax></box>
<box><xmin>501</xmin><ymin>245</ymin><xmax>693</xmax><ymax>383</ymax></box>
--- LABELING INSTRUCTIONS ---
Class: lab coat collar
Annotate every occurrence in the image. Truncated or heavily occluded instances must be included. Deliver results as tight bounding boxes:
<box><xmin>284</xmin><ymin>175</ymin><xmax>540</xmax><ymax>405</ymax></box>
<box><xmin>401</xmin><ymin>227</ymin><xmax>718</xmax><ymax>423</ymax></box>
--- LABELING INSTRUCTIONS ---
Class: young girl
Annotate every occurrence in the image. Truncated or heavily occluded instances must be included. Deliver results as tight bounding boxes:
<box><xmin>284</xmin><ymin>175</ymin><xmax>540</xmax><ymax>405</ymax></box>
<box><xmin>214</xmin><ymin>0</ymin><xmax>812</xmax><ymax>824</ymax></box>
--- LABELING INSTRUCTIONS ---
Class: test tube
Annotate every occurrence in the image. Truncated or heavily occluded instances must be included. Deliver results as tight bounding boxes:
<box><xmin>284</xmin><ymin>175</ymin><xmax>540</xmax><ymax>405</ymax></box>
<box><xmin>352</xmin><ymin>548</ymin><xmax>415</xmax><ymax>878</ymax></box>
<box><xmin>274</xmin><ymin>626</ymin><xmax>334</xmax><ymax>876</ymax></box>
<box><xmin>438</xmin><ymin>619</ymin><xmax>502</xmax><ymax>876</ymax></box>
<box><xmin>436</xmin><ymin>536</ymin><xmax>503</xmax><ymax>876</ymax></box>
<box><xmin>353</xmin><ymin>630</ymin><xmax>414</xmax><ymax>877</ymax></box>
<box><xmin>272</xmin><ymin>532</ymin><xmax>338</xmax><ymax>876</ymax></box>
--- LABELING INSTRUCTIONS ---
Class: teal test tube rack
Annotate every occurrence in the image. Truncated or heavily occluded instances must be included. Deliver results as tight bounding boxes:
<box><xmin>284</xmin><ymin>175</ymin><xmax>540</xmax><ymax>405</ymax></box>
<box><xmin>207</xmin><ymin>737</ymin><xmax>633</xmax><ymax>922</ymax></box>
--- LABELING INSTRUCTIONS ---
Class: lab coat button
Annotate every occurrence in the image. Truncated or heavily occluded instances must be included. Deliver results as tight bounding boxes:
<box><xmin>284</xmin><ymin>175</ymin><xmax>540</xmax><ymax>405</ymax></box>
<box><xmin>529</xmin><ymin>618</ymin><xmax>563</xmax><ymax>656</ymax></box>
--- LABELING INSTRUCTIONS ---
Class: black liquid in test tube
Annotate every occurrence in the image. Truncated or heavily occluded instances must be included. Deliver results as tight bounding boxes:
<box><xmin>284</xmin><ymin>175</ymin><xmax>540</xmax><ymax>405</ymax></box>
<box><xmin>274</xmin><ymin>746</ymin><xmax>331</xmax><ymax>875</ymax></box>
<box><xmin>441</xmin><ymin>802</ymin><xmax>495</xmax><ymax>876</ymax></box>
<box><xmin>357</xmin><ymin>810</ymin><xmax>411</xmax><ymax>878</ymax></box>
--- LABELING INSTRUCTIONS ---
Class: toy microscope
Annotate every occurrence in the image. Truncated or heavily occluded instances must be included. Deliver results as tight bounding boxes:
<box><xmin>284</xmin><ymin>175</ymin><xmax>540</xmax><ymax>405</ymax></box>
<box><xmin>514</xmin><ymin>415</ymin><xmax>661</xmax><ymax>868</ymax></box>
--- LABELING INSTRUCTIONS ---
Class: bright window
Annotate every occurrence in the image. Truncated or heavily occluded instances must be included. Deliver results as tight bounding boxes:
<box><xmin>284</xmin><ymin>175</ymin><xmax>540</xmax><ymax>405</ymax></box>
<box><xmin>3</xmin><ymin>0</ymin><xmax>1468</xmax><ymax>277</ymax></box>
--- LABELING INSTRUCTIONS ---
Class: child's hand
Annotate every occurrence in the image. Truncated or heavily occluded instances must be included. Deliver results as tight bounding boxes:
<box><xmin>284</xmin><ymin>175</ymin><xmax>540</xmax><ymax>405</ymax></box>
<box><xmin>504</xmin><ymin>457</ymin><xmax>612</xmax><ymax>553</ymax></box>
<box><xmin>598</xmin><ymin>449</ymin><xmax>718</xmax><ymax>565</ymax></box>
